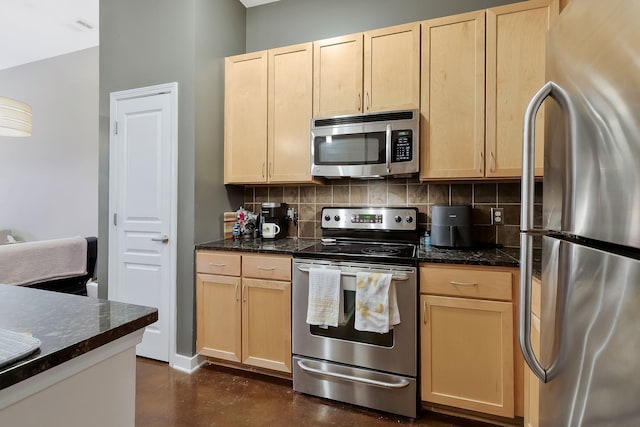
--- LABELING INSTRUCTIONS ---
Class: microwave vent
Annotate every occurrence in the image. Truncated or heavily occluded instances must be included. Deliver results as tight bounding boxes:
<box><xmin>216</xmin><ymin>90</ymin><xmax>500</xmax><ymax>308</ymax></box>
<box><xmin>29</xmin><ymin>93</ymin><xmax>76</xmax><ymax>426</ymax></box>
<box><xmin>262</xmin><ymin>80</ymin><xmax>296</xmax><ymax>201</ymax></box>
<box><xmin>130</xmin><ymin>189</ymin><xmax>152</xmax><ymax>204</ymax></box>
<box><xmin>313</xmin><ymin>110</ymin><xmax>415</xmax><ymax>128</ymax></box>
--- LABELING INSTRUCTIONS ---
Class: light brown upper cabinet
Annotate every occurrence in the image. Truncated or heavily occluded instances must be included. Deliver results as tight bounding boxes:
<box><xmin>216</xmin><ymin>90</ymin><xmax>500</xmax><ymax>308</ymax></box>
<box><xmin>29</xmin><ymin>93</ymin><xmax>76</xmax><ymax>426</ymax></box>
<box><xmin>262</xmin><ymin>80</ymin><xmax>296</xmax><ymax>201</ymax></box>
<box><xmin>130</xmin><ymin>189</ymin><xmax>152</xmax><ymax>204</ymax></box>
<box><xmin>486</xmin><ymin>0</ymin><xmax>558</xmax><ymax>177</ymax></box>
<box><xmin>224</xmin><ymin>51</ymin><xmax>268</xmax><ymax>184</ymax></box>
<box><xmin>420</xmin><ymin>0</ymin><xmax>558</xmax><ymax>180</ymax></box>
<box><xmin>224</xmin><ymin>43</ymin><xmax>317</xmax><ymax>184</ymax></box>
<box><xmin>420</xmin><ymin>11</ymin><xmax>486</xmax><ymax>179</ymax></box>
<box><xmin>313</xmin><ymin>23</ymin><xmax>420</xmax><ymax>118</ymax></box>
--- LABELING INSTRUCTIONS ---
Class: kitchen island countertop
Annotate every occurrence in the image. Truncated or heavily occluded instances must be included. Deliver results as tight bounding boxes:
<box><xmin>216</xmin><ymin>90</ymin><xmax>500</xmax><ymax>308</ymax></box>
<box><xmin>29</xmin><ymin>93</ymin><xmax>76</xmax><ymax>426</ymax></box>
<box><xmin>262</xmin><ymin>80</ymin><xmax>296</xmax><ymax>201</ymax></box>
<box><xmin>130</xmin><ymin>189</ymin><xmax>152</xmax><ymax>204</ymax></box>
<box><xmin>0</xmin><ymin>284</ymin><xmax>157</xmax><ymax>391</ymax></box>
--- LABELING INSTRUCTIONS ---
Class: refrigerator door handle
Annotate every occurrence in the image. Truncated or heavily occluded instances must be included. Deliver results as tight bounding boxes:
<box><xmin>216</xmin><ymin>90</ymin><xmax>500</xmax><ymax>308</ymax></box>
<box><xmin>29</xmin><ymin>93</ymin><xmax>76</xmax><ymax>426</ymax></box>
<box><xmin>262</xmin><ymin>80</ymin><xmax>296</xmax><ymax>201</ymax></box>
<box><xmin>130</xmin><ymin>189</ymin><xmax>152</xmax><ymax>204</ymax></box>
<box><xmin>519</xmin><ymin>233</ymin><xmax>549</xmax><ymax>383</ymax></box>
<box><xmin>521</xmin><ymin>80</ymin><xmax>574</xmax><ymax>233</ymax></box>
<box><xmin>520</xmin><ymin>81</ymin><xmax>574</xmax><ymax>383</ymax></box>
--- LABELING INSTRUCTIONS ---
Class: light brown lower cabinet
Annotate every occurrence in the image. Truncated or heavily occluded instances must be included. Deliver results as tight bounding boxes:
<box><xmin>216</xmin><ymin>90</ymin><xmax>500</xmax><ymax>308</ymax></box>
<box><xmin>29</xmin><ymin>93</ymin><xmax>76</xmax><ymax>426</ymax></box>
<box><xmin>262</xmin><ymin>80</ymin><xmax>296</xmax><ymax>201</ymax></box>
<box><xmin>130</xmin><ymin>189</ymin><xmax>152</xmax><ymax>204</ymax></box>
<box><xmin>524</xmin><ymin>277</ymin><xmax>542</xmax><ymax>427</ymax></box>
<box><xmin>196</xmin><ymin>251</ymin><xmax>292</xmax><ymax>374</ymax></box>
<box><xmin>420</xmin><ymin>264</ymin><xmax>519</xmax><ymax>419</ymax></box>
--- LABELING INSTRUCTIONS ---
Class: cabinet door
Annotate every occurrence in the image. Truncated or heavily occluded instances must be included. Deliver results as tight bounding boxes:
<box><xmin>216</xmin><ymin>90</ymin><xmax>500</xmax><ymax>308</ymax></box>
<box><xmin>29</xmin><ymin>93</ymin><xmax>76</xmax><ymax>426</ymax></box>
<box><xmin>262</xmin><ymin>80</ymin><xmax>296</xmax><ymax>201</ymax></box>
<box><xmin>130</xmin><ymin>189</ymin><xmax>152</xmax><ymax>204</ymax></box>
<box><xmin>420</xmin><ymin>11</ymin><xmax>485</xmax><ymax>179</ymax></box>
<box><xmin>224</xmin><ymin>51</ymin><xmax>268</xmax><ymax>184</ymax></box>
<box><xmin>268</xmin><ymin>43</ymin><xmax>314</xmax><ymax>183</ymax></box>
<box><xmin>241</xmin><ymin>278</ymin><xmax>292</xmax><ymax>373</ymax></box>
<box><xmin>364</xmin><ymin>22</ymin><xmax>420</xmax><ymax>113</ymax></box>
<box><xmin>313</xmin><ymin>33</ymin><xmax>363</xmax><ymax>117</ymax></box>
<box><xmin>196</xmin><ymin>273</ymin><xmax>242</xmax><ymax>363</ymax></box>
<box><xmin>486</xmin><ymin>0</ymin><xmax>559</xmax><ymax>178</ymax></box>
<box><xmin>421</xmin><ymin>295</ymin><xmax>515</xmax><ymax>417</ymax></box>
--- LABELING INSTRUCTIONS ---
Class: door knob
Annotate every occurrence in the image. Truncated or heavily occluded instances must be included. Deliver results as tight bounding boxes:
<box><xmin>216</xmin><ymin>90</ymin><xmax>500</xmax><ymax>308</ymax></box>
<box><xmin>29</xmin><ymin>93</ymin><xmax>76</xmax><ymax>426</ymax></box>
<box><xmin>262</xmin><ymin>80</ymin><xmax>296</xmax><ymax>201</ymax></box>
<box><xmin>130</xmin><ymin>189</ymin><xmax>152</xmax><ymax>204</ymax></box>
<box><xmin>151</xmin><ymin>235</ymin><xmax>169</xmax><ymax>243</ymax></box>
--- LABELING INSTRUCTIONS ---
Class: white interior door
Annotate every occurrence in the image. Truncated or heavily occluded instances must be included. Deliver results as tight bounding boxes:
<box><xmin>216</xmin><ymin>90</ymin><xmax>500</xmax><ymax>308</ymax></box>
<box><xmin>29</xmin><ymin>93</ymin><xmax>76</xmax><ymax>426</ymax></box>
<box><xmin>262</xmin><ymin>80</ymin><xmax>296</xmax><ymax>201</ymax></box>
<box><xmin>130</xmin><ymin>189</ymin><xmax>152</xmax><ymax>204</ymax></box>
<box><xmin>108</xmin><ymin>83</ymin><xmax>177</xmax><ymax>363</ymax></box>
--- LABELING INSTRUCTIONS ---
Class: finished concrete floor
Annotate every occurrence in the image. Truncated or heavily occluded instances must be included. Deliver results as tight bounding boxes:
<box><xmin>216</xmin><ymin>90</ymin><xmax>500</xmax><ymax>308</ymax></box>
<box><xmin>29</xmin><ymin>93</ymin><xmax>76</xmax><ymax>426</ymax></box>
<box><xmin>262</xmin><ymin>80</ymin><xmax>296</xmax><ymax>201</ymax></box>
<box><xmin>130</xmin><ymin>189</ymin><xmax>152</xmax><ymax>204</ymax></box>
<box><xmin>136</xmin><ymin>357</ymin><xmax>494</xmax><ymax>426</ymax></box>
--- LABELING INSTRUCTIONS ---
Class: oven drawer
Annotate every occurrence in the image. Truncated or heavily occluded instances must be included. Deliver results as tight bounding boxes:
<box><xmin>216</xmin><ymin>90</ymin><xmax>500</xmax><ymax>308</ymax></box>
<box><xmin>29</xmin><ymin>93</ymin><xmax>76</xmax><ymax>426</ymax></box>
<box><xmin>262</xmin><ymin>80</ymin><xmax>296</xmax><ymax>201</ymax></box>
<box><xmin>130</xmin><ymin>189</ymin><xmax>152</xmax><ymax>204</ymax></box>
<box><xmin>242</xmin><ymin>255</ymin><xmax>291</xmax><ymax>281</ymax></box>
<box><xmin>420</xmin><ymin>265</ymin><xmax>513</xmax><ymax>301</ymax></box>
<box><xmin>293</xmin><ymin>356</ymin><xmax>417</xmax><ymax>418</ymax></box>
<box><xmin>196</xmin><ymin>251</ymin><xmax>241</xmax><ymax>276</ymax></box>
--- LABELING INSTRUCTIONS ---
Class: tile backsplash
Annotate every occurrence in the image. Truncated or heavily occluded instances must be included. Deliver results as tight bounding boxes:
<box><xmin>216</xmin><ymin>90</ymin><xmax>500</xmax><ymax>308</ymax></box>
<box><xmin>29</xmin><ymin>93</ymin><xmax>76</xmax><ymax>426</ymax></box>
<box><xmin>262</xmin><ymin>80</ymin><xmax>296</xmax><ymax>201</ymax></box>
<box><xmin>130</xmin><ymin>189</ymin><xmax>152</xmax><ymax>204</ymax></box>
<box><xmin>242</xmin><ymin>178</ymin><xmax>543</xmax><ymax>248</ymax></box>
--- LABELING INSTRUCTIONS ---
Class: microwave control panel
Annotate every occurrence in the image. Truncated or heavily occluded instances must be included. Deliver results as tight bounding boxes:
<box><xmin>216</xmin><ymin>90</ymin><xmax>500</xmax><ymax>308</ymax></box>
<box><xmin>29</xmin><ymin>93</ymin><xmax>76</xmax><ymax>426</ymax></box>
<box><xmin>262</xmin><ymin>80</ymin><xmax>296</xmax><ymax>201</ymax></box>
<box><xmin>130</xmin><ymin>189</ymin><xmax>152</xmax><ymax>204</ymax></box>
<box><xmin>391</xmin><ymin>130</ymin><xmax>413</xmax><ymax>162</ymax></box>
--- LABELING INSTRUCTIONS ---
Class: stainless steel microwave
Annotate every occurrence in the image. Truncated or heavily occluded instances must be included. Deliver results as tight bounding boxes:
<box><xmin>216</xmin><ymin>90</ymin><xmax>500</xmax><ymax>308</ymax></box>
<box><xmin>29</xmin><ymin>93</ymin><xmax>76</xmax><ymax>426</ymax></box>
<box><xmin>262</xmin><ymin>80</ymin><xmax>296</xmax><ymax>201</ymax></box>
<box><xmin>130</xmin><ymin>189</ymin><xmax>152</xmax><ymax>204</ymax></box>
<box><xmin>310</xmin><ymin>109</ymin><xmax>419</xmax><ymax>178</ymax></box>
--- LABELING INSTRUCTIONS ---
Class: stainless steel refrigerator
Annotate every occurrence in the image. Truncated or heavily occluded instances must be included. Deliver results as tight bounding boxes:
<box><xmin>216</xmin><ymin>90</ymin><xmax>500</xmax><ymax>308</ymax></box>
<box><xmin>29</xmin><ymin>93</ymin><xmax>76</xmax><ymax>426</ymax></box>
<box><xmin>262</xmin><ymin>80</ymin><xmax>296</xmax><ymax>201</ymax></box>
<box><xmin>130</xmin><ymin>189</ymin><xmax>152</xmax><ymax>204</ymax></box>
<box><xmin>519</xmin><ymin>0</ymin><xmax>640</xmax><ymax>425</ymax></box>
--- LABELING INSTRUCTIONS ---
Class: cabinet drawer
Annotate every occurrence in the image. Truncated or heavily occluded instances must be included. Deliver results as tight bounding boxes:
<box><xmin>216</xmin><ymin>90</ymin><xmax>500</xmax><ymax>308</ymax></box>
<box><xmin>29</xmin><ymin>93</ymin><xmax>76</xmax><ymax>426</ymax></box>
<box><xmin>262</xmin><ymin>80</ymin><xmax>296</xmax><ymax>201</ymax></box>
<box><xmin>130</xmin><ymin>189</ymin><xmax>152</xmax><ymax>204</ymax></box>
<box><xmin>242</xmin><ymin>255</ymin><xmax>291</xmax><ymax>281</ymax></box>
<box><xmin>420</xmin><ymin>265</ymin><xmax>513</xmax><ymax>301</ymax></box>
<box><xmin>196</xmin><ymin>251</ymin><xmax>241</xmax><ymax>276</ymax></box>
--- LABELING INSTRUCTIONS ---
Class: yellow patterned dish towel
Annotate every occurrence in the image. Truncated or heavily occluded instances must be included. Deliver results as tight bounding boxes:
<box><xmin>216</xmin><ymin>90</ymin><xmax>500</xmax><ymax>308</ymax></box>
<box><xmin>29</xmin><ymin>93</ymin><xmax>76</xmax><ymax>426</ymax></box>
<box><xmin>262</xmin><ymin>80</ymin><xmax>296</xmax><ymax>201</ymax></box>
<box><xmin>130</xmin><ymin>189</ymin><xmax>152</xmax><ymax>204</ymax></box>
<box><xmin>354</xmin><ymin>272</ymin><xmax>400</xmax><ymax>333</ymax></box>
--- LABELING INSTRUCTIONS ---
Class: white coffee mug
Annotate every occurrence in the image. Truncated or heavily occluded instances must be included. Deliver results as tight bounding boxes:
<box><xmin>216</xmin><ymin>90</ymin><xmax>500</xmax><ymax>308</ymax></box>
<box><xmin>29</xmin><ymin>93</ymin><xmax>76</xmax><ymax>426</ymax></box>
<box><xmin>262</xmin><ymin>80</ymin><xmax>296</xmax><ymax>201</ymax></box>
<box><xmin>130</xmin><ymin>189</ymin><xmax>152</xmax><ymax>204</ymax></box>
<box><xmin>262</xmin><ymin>222</ymin><xmax>281</xmax><ymax>238</ymax></box>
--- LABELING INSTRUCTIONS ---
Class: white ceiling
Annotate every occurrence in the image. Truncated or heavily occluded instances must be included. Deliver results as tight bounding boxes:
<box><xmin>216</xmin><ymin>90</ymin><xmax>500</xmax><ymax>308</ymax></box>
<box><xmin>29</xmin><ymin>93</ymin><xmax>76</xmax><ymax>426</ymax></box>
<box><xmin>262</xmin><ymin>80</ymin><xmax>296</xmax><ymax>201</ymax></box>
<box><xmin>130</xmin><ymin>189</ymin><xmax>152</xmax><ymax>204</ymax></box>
<box><xmin>0</xmin><ymin>0</ymin><xmax>279</xmax><ymax>71</ymax></box>
<box><xmin>240</xmin><ymin>0</ymin><xmax>280</xmax><ymax>7</ymax></box>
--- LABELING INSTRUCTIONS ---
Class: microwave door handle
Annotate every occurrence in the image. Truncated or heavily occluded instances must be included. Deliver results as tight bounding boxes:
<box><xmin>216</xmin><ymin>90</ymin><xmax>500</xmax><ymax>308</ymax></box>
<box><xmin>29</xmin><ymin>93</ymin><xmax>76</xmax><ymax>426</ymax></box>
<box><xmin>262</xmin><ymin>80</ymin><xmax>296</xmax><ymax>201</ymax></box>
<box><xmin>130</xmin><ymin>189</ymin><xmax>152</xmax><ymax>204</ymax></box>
<box><xmin>385</xmin><ymin>124</ymin><xmax>392</xmax><ymax>174</ymax></box>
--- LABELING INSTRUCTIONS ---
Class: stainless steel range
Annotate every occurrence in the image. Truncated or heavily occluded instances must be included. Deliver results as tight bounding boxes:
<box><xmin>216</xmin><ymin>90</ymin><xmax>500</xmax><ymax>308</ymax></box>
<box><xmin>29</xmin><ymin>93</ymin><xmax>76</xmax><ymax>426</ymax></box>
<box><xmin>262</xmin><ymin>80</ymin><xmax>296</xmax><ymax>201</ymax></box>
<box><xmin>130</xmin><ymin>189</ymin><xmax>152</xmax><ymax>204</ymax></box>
<box><xmin>292</xmin><ymin>207</ymin><xmax>419</xmax><ymax>418</ymax></box>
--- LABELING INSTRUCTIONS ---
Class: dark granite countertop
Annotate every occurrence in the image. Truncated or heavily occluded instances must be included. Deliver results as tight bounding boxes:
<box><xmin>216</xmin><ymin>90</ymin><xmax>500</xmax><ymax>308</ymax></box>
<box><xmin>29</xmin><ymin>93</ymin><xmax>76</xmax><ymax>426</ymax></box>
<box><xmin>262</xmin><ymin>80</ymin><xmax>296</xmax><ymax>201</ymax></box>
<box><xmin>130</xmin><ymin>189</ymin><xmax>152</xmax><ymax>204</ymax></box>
<box><xmin>196</xmin><ymin>238</ymin><xmax>542</xmax><ymax>278</ymax></box>
<box><xmin>0</xmin><ymin>284</ymin><xmax>157</xmax><ymax>391</ymax></box>
<box><xmin>196</xmin><ymin>237</ymin><xmax>318</xmax><ymax>254</ymax></box>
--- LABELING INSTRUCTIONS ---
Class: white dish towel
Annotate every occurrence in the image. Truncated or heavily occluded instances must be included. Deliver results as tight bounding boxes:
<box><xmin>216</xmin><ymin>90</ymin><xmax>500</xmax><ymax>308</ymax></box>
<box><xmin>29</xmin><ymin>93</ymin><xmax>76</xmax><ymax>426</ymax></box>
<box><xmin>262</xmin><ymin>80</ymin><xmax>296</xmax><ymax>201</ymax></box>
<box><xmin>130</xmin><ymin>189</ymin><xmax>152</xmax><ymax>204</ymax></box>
<box><xmin>306</xmin><ymin>268</ymin><xmax>342</xmax><ymax>328</ymax></box>
<box><xmin>354</xmin><ymin>272</ymin><xmax>400</xmax><ymax>333</ymax></box>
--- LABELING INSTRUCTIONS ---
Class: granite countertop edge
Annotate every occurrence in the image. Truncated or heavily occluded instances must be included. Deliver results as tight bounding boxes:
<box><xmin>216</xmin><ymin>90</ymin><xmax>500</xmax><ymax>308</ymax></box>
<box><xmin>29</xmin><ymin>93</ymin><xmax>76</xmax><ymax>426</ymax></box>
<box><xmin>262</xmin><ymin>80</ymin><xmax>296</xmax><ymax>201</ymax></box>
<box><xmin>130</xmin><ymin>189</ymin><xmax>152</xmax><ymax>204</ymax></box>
<box><xmin>0</xmin><ymin>286</ymin><xmax>158</xmax><ymax>391</ymax></box>
<box><xmin>195</xmin><ymin>238</ymin><xmax>542</xmax><ymax>278</ymax></box>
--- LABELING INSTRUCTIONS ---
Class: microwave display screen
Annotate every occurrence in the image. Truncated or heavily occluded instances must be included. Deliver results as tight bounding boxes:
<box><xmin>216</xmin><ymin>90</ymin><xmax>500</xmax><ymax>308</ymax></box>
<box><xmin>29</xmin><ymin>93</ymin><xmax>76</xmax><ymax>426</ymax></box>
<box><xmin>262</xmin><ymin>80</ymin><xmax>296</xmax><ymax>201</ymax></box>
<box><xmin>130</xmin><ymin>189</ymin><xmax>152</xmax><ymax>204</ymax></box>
<box><xmin>314</xmin><ymin>132</ymin><xmax>386</xmax><ymax>165</ymax></box>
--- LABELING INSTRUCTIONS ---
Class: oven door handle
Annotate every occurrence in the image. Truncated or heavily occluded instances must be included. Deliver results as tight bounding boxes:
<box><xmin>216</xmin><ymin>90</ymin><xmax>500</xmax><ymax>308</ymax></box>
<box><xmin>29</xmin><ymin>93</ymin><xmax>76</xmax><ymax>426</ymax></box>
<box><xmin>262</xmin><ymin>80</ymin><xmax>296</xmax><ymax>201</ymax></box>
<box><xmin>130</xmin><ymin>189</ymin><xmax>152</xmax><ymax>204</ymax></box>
<box><xmin>296</xmin><ymin>360</ymin><xmax>410</xmax><ymax>389</ymax></box>
<box><xmin>296</xmin><ymin>266</ymin><xmax>409</xmax><ymax>281</ymax></box>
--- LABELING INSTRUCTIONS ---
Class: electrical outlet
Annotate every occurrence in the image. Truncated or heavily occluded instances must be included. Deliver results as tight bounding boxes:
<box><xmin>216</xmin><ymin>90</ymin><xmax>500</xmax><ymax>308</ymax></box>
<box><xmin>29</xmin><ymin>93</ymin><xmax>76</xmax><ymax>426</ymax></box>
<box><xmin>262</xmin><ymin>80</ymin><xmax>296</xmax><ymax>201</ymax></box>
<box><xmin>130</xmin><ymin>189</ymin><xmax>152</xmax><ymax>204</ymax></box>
<box><xmin>491</xmin><ymin>207</ymin><xmax>504</xmax><ymax>225</ymax></box>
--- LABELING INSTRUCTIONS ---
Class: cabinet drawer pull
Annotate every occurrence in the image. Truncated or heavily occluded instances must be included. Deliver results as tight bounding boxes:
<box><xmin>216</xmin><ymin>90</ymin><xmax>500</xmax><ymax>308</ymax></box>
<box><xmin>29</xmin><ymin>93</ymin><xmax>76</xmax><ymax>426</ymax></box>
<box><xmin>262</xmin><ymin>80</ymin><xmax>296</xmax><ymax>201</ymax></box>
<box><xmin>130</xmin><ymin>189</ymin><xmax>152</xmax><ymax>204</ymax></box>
<box><xmin>234</xmin><ymin>282</ymin><xmax>239</xmax><ymax>302</ymax></box>
<box><xmin>449</xmin><ymin>280</ymin><xmax>478</xmax><ymax>287</ymax></box>
<box><xmin>479</xmin><ymin>151</ymin><xmax>484</xmax><ymax>174</ymax></box>
<box><xmin>209</xmin><ymin>263</ymin><xmax>227</xmax><ymax>267</ymax></box>
<box><xmin>256</xmin><ymin>266</ymin><xmax>276</xmax><ymax>271</ymax></box>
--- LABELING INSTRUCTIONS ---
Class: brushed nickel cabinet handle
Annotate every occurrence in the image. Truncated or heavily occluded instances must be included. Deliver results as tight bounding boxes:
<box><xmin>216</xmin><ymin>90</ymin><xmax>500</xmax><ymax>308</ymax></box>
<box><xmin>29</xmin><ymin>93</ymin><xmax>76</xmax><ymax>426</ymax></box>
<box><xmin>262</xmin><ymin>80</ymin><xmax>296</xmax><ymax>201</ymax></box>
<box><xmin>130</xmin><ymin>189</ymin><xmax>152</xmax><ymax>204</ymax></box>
<box><xmin>209</xmin><ymin>263</ymin><xmax>226</xmax><ymax>267</ymax></box>
<box><xmin>262</xmin><ymin>162</ymin><xmax>265</xmax><ymax>179</ymax></box>
<box><xmin>479</xmin><ymin>151</ymin><xmax>484</xmax><ymax>174</ymax></box>
<box><xmin>449</xmin><ymin>280</ymin><xmax>478</xmax><ymax>287</ymax></box>
<box><xmin>242</xmin><ymin>282</ymin><xmax>247</xmax><ymax>303</ymax></box>
<box><xmin>490</xmin><ymin>151</ymin><xmax>495</xmax><ymax>172</ymax></box>
<box><xmin>366</xmin><ymin>92</ymin><xmax>370</xmax><ymax>110</ymax></box>
<box><xmin>256</xmin><ymin>266</ymin><xmax>276</xmax><ymax>271</ymax></box>
<box><xmin>235</xmin><ymin>282</ymin><xmax>239</xmax><ymax>301</ymax></box>
<box><xmin>423</xmin><ymin>300</ymin><xmax>427</xmax><ymax>325</ymax></box>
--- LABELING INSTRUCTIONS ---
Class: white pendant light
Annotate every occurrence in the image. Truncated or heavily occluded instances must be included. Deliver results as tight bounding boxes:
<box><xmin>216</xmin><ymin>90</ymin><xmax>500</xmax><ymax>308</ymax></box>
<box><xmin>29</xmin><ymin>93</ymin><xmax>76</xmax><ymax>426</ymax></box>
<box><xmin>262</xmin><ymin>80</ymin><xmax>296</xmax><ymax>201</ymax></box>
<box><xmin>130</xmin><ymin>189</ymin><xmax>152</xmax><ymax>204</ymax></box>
<box><xmin>0</xmin><ymin>96</ymin><xmax>32</xmax><ymax>137</ymax></box>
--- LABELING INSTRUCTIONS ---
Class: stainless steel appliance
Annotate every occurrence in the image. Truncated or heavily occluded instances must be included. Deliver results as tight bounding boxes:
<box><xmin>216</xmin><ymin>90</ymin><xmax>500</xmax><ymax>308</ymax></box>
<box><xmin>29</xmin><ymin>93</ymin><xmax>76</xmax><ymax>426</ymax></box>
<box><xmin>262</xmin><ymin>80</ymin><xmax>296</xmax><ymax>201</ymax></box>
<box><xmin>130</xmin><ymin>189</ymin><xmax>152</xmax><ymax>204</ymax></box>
<box><xmin>310</xmin><ymin>110</ymin><xmax>419</xmax><ymax>178</ymax></box>
<box><xmin>260</xmin><ymin>202</ymin><xmax>288</xmax><ymax>239</ymax></box>
<box><xmin>292</xmin><ymin>207</ymin><xmax>419</xmax><ymax>417</ymax></box>
<box><xmin>519</xmin><ymin>1</ymin><xmax>640</xmax><ymax>425</ymax></box>
<box><xmin>430</xmin><ymin>205</ymin><xmax>473</xmax><ymax>248</ymax></box>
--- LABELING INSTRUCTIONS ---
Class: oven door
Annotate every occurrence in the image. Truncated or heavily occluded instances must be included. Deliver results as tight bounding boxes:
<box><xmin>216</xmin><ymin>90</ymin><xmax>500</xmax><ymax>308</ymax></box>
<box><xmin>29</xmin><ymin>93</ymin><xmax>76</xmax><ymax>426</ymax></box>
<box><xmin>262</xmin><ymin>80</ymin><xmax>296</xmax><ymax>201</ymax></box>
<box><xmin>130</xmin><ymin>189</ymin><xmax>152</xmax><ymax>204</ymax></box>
<box><xmin>292</xmin><ymin>259</ymin><xmax>417</xmax><ymax>377</ymax></box>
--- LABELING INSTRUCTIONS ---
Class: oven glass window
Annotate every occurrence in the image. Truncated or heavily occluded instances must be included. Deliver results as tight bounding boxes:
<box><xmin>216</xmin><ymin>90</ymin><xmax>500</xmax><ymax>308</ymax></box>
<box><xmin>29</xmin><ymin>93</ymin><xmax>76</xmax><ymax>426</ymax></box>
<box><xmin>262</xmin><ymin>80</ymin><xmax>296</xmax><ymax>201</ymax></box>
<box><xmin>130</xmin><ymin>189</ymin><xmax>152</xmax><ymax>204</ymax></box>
<box><xmin>309</xmin><ymin>288</ymin><xmax>393</xmax><ymax>347</ymax></box>
<box><xmin>314</xmin><ymin>132</ymin><xmax>386</xmax><ymax>165</ymax></box>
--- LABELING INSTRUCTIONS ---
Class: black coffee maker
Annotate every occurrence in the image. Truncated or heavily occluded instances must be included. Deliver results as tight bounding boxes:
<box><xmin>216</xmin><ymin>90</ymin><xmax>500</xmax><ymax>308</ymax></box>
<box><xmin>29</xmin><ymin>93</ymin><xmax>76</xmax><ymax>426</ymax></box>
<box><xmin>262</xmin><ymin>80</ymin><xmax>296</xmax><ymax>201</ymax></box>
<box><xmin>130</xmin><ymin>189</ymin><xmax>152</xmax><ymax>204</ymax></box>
<box><xmin>260</xmin><ymin>202</ymin><xmax>289</xmax><ymax>239</ymax></box>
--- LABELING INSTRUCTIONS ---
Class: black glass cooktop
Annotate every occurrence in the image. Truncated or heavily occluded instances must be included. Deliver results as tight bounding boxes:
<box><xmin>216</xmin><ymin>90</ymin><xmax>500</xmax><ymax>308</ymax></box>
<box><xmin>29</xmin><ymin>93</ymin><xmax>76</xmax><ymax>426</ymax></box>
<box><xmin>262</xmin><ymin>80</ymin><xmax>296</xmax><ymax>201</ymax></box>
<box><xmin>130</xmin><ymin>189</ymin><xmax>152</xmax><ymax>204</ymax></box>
<box><xmin>296</xmin><ymin>240</ymin><xmax>418</xmax><ymax>265</ymax></box>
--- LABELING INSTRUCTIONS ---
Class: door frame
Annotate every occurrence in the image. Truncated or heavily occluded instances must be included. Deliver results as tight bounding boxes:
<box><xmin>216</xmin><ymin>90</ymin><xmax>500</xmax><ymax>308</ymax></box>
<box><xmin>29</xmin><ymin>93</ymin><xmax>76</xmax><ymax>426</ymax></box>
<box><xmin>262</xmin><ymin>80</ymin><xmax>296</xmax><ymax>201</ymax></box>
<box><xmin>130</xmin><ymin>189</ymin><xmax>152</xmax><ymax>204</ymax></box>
<box><xmin>108</xmin><ymin>82</ymin><xmax>178</xmax><ymax>366</ymax></box>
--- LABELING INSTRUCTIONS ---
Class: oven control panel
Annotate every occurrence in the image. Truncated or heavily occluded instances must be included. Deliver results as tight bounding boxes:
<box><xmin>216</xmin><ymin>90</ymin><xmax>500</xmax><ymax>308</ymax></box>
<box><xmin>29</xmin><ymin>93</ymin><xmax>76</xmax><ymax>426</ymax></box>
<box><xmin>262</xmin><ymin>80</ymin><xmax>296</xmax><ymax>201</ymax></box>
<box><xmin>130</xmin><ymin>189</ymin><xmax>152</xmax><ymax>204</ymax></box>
<box><xmin>321</xmin><ymin>207</ymin><xmax>418</xmax><ymax>231</ymax></box>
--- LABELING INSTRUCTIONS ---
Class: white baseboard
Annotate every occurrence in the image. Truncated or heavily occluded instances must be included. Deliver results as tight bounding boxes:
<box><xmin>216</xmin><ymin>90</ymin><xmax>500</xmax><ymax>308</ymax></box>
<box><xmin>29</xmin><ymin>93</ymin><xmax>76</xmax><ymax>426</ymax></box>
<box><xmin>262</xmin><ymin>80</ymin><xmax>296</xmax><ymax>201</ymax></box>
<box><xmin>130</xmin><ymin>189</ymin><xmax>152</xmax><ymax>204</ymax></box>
<box><xmin>171</xmin><ymin>353</ymin><xmax>206</xmax><ymax>374</ymax></box>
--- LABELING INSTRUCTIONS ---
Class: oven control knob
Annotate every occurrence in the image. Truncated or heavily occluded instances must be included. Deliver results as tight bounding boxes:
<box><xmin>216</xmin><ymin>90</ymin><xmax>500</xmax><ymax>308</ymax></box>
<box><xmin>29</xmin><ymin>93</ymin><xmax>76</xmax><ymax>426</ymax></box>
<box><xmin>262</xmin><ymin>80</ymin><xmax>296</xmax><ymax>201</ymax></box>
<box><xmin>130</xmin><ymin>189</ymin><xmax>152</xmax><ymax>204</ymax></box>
<box><xmin>334</xmin><ymin>215</ymin><xmax>341</xmax><ymax>222</ymax></box>
<box><xmin>394</xmin><ymin>215</ymin><xmax>402</xmax><ymax>223</ymax></box>
<box><xmin>405</xmin><ymin>216</ymin><xmax>414</xmax><ymax>223</ymax></box>
<box><xmin>324</xmin><ymin>215</ymin><xmax>331</xmax><ymax>221</ymax></box>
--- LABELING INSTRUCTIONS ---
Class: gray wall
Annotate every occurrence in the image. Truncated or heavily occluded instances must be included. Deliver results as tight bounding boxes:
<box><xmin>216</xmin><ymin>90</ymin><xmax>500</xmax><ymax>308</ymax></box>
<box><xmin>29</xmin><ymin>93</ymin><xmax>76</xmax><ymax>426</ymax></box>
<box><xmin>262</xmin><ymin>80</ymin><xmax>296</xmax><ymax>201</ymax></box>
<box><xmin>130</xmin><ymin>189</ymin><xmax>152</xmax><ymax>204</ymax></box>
<box><xmin>0</xmin><ymin>48</ymin><xmax>98</xmax><ymax>242</ymax></box>
<box><xmin>100</xmin><ymin>0</ymin><xmax>244</xmax><ymax>357</ymax></box>
<box><xmin>247</xmin><ymin>0</ymin><xmax>521</xmax><ymax>51</ymax></box>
